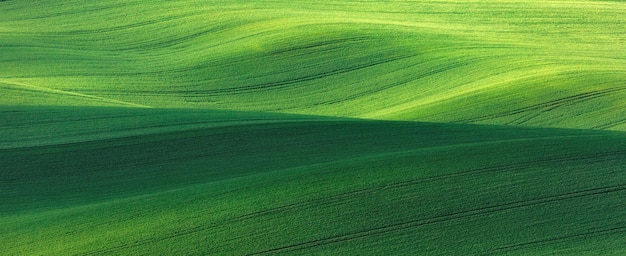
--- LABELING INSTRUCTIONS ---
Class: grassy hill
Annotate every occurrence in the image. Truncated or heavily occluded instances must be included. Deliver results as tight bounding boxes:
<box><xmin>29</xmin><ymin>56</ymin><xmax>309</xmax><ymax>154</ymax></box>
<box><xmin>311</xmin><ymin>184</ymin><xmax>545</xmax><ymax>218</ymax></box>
<box><xmin>1</xmin><ymin>0</ymin><xmax>625</xmax><ymax>129</ymax></box>
<box><xmin>2</xmin><ymin>107</ymin><xmax>626</xmax><ymax>255</ymax></box>
<box><xmin>1</xmin><ymin>0</ymin><xmax>625</xmax><ymax>255</ymax></box>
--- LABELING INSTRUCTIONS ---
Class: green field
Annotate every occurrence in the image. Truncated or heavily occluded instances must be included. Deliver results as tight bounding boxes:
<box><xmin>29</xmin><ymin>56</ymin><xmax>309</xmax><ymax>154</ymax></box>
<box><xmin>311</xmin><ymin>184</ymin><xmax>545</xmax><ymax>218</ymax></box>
<box><xmin>1</xmin><ymin>0</ymin><xmax>625</xmax><ymax>255</ymax></box>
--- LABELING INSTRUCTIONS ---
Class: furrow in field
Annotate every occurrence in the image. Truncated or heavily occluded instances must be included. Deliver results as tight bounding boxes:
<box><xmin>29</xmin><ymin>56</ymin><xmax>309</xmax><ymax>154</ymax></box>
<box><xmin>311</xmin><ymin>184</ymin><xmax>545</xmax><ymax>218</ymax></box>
<box><xmin>43</xmin><ymin>13</ymin><xmax>194</xmax><ymax>36</ymax></box>
<box><xmin>593</xmin><ymin>118</ymin><xmax>626</xmax><ymax>130</ymax></box>
<box><xmin>78</xmin><ymin>146</ymin><xmax>625</xmax><ymax>255</ymax></box>
<box><xmin>246</xmin><ymin>185</ymin><xmax>626</xmax><ymax>255</ymax></box>
<box><xmin>482</xmin><ymin>226</ymin><xmax>626</xmax><ymax>255</ymax></box>
<box><xmin>228</xmin><ymin>149</ymin><xmax>624</xmax><ymax>223</ymax></box>
<box><xmin>0</xmin><ymin>81</ymin><xmax>151</xmax><ymax>108</ymax></box>
<box><xmin>312</xmin><ymin>58</ymin><xmax>472</xmax><ymax>106</ymax></box>
<box><xmin>191</xmin><ymin>54</ymin><xmax>417</xmax><ymax>95</ymax></box>
<box><xmin>1</xmin><ymin>0</ymin><xmax>623</xmax><ymax>131</ymax></box>
<box><xmin>458</xmin><ymin>87</ymin><xmax>626</xmax><ymax>124</ymax></box>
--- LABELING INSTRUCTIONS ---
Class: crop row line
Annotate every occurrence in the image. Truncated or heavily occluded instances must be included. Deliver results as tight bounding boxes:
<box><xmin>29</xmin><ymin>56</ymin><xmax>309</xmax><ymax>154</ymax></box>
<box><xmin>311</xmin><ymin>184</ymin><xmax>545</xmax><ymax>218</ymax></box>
<box><xmin>313</xmin><ymin>58</ymin><xmax>472</xmax><ymax>106</ymax></box>
<box><xmin>231</xmin><ymin>149</ymin><xmax>625</xmax><ymax>223</ymax></box>
<box><xmin>195</xmin><ymin>54</ymin><xmax>417</xmax><ymax>95</ymax></box>
<box><xmin>267</xmin><ymin>36</ymin><xmax>374</xmax><ymax>56</ymax></box>
<box><xmin>458</xmin><ymin>87</ymin><xmax>626</xmax><ymax>124</ymax></box>
<box><xmin>480</xmin><ymin>226</ymin><xmax>626</xmax><ymax>255</ymax></box>
<box><xmin>594</xmin><ymin>117</ymin><xmax>626</xmax><ymax>130</ymax></box>
<box><xmin>50</xmin><ymin>13</ymin><xmax>196</xmax><ymax>36</ymax></box>
<box><xmin>246</xmin><ymin>184</ymin><xmax>626</xmax><ymax>255</ymax></box>
<box><xmin>80</xmin><ymin>149</ymin><xmax>625</xmax><ymax>255</ymax></box>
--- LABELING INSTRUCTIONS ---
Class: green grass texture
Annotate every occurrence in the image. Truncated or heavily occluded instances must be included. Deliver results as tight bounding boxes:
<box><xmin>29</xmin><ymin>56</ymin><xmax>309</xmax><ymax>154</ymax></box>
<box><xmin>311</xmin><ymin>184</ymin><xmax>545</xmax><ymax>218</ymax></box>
<box><xmin>1</xmin><ymin>0</ymin><xmax>625</xmax><ymax>129</ymax></box>
<box><xmin>1</xmin><ymin>0</ymin><xmax>626</xmax><ymax>255</ymax></box>
<box><xmin>2</xmin><ymin>107</ymin><xmax>626</xmax><ymax>255</ymax></box>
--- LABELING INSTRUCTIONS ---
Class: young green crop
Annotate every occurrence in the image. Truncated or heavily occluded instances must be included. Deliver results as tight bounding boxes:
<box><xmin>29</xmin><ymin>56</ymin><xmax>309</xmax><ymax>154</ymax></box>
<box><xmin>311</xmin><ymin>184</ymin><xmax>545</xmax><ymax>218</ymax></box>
<box><xmin>1</xmin><ymin>0</ymin><xmax>624</xmax><ymax>130</ymax></box>
<box><xmin>2</xmin><ymin>108</ymin><xmax>625</xmax><ymax>255</ymax></box>
<box><xmin>1</xmin><ymin>0</ymin><xmax>625</xmax><ymax>255</ymax></box>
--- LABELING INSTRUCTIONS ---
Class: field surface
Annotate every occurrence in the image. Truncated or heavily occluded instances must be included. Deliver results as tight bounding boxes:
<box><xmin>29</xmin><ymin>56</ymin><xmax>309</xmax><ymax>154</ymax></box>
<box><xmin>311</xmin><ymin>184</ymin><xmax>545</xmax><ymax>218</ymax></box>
<box><xmin>1</xmin><ymin>0</ymin><xmax>625</xmax><ymax>255</ymax></box>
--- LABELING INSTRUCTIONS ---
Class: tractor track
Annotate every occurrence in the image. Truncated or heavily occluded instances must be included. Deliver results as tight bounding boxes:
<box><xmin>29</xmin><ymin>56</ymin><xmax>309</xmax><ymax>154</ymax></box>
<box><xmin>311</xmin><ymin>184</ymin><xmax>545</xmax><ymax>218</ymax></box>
<box><xmin>79</xmin><ymin>149</ymin><xmax>626</xmax><ymax>255</ymax></box>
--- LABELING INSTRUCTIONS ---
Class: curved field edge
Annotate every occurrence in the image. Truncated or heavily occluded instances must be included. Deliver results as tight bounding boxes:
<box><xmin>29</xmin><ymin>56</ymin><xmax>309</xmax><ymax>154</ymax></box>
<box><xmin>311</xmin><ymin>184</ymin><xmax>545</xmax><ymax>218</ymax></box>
<box><xmin>1</xmin><ymin>0</ymin><xmax>625</xmax><ymax>130</ymax></box>
<box><xmin>2</xmin><ymin>127</ymin><xmax>625</xmax><ymax>255</ymax></box>
<box><xmin>2</xmin><ymin>106</ymin><xmax>620</xmax><ymax>213</ymax></box>
<box><xmin>0</xmin><ymin>105</ymin><xmax>343</xmax><ymax>149</ymax></box>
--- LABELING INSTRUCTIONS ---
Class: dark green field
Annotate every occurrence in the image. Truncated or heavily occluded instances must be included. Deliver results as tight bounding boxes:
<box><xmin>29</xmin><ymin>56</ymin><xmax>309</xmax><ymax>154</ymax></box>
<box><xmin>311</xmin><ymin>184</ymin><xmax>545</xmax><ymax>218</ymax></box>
<box><xmin>1</xmin><ymin>0</ymin><xmax>625</xmax><ymax>255</ymax></box>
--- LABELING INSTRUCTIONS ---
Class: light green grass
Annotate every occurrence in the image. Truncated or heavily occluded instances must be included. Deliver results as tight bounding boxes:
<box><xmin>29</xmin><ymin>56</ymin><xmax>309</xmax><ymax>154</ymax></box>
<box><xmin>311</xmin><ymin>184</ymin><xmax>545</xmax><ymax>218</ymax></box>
<box><xmin>1</xmin><ymin>0</ymin><xmax>625</xmax><ymax>129</ymax></box>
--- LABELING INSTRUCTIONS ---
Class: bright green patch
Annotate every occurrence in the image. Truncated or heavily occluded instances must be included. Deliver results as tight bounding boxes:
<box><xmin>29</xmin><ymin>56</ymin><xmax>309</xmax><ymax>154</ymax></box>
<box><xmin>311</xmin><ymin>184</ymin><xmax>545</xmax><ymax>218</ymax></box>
<box><xmin>1</xmin><ymin>0</ymin><xmax>624</xmax><ymax>129</ymax></box>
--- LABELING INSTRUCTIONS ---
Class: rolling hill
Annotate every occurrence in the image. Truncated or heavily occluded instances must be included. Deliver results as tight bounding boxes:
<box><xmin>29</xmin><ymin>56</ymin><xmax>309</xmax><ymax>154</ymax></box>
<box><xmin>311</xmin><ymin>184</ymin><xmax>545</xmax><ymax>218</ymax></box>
<box><xmin>1</xmin><ymin>0</ymin><xmax>625</xmax><ymax>255</ymax></box>
<box><xmin>2</xmin><ymin>107</ymin><xmax>626</xmax><ymax>255</ymax></box>
<box><xmin>1</xmin><ymin>0</ymin><xmax>625</xmax><ymax>129</ymax></box>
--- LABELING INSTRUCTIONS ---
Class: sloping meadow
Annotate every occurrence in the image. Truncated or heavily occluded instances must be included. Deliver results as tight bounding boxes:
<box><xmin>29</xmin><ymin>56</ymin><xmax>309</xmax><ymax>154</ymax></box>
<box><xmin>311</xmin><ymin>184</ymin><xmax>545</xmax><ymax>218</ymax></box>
<box><xmin>2</xmin><ymin>107</ymin><xmax>626</xmax><ymax>255</ymax></box>
<box><xmin>1</xmin><ymin>0</ymin><xmax>626</xmax><ymax>255</ymax></box>
<box><xmin>1</xmin><ymin>0</ymin><xmax>624</xmax><ymax>129</ymax></box>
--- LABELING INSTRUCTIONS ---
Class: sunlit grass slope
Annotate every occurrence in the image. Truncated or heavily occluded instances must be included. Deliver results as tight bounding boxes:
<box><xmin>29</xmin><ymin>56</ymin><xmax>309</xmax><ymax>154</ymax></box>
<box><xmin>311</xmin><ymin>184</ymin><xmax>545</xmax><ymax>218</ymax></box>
<box><xmin>2</xmin><ymin>0</ymin><xmax>625</xmax><ymax>255</ymax></box>
<box><xmin>2</xmin><ymin>107</ymin><xmax>626</xmax><ymax>255</ymax></box>
<box><xmin>1</xmin><ymin>0</ymin><xmax>625</xmax><ymax>129</ymax></box>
